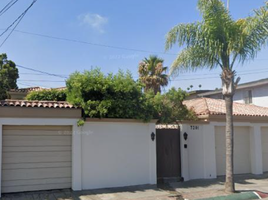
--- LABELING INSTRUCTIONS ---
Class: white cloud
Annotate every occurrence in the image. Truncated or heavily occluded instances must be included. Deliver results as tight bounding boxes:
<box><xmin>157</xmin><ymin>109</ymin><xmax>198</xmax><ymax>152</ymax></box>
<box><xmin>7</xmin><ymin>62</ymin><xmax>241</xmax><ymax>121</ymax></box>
<box><xmin>78</xmin><ymin>13</ymin><xmax>108</xmax><ymax>33</ymax></box>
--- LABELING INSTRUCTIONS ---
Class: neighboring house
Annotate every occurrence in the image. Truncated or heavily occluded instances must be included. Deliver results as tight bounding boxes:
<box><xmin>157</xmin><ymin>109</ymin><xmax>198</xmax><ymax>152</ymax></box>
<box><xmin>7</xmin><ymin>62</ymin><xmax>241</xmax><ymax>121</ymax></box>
<box><xmin>185</xmin><ymin>90</ymin><xmax>213</xmax><ymax>100</ymax></box>
<box><xmin>196</xmin><ymin>78</ymin><xmax>268</xmax><ymax>107</ymax></box>
<box><xmin>0</xmin><ymin>100</ymin><xmax>156</xmax><ymax>195</ymax></box>
<box><xmin>8</xmin><ymin>87</ymin><xmax>66</xmax><ymax>100</ymax></box>
<box><xmin>8</xmin><ymin>87</ymin><xmax>43</xmax><ymax>100</ymax></box>
<box><xmin>180</xmin><ymin>98</ymin><xmax>268</xmax><ymax>181</ymax></box>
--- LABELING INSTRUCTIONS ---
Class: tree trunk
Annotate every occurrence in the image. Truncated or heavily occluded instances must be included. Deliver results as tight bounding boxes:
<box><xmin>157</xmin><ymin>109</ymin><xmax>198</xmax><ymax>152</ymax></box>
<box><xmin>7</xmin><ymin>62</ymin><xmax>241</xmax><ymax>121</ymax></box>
<box><xmin>224</xmin><ymin>95</ymin><xmax>235</xmax><ymax>193</ymax></box>
<box><xmin>221</xmin><ymin>69</ymin><xmax>239</xmax><ymax>193</ymax></box>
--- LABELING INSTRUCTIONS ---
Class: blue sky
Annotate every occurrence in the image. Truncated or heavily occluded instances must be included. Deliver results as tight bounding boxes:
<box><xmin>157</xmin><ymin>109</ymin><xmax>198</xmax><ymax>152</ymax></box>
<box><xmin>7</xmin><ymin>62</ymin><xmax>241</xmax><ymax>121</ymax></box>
<box><xmin>1</xmin><ymin>0</ymin><xmax>268</xmax><ymax>91</ymax></box>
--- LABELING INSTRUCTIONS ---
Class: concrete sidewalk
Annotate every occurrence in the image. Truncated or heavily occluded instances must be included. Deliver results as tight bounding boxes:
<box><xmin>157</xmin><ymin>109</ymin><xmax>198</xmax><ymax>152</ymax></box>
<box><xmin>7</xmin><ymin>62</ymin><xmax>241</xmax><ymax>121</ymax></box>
<box><xmin>0</xmin><ymin>185</ymin><xmax>181</xmax><ymax>200</ymax></box>
<box><xmin>170</xmin><ymin>173</ymin><xmax>268</xmax><ymax>200</ymax></box>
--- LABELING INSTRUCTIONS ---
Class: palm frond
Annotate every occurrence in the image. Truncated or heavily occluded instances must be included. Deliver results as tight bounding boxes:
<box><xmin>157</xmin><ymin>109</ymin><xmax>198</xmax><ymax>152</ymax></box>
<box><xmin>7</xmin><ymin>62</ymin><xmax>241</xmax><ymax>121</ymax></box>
<box><xmin>230</xmin><ymin>3</ymin><xmax>268</xmax><ymax>66</ymax></box>
<box><xmin>170</xmin><ymin>45</ymin><xmax>220</xmax><ymax>76</ymax></box>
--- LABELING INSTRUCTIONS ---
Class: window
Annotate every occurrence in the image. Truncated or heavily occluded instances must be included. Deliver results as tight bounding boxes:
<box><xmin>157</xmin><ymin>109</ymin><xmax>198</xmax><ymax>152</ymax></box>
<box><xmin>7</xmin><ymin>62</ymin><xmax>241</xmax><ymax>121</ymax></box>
<box><xmin>243</xmin><ymin>90</ymin><xmax>253</xmax><ymax>104</ymax></box>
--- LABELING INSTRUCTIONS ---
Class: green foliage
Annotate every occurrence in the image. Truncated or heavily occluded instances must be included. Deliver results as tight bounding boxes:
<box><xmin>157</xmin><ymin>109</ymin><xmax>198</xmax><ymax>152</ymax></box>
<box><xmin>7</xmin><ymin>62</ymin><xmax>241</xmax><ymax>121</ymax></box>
<box><xmin>165</xmin><ymin>0</ymin><xmax>268</xmax><ymax>75</ymax></box>
<box><xmin>26</xmin><ymin>89</ymin><xmax>67</xmax><ymax>101</ymax></box>
<box><xmin>0</xmin><ymin>54</ymin><xmax>19</xmax><ymax>100</ymax></box>
<box><xmin>66</xmin><ymin>69</ymin><xmax>155</xmax><ymax>121</ymax></box>
<box><xmin>148</xmin><ymin>88</ymin><xmax>197</xmax><ymax>124</ymax></box>
<box><xmin>138</xmin><ymin>55</ymin><xmax>168</xmax><ymax>94</ymax></box>
<box><xmin>77</xmin><ymin>119</ymin><xmax>85</xmax><ymax>127</ymax></box>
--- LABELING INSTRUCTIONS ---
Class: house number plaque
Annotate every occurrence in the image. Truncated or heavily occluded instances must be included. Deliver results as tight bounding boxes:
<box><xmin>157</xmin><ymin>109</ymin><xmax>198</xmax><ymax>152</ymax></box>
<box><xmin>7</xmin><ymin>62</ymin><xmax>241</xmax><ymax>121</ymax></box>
<box><xmin>190</xmin><ymin>125</ymin><xmax>199</xmax><ymax>130</ymax></box>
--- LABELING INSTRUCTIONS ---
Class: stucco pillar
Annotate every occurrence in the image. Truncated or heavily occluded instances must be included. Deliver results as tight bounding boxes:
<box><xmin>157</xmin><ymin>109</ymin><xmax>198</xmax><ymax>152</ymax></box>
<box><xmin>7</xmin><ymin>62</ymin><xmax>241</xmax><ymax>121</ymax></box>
<box><xmin>180</xmin><ymin>124</ymin><xmax>189</xmax><ymax>181</ymax></box>
<box><xmin>72</xmin><ymin>124</ymin><xmax>82</xmax><ymax>190</ymax></box>
<box><xmin>149</xmin><ymin>123</ymin><xmax>157</xmax><ymax>184</ymax></box>
<box><xmin>203</xmin><ymin>124</ymin><xmax>217</xmax><ymax>179</ymax></box>
<box><xmin>250</xmin><ymin>124</ymin><xmax>263</xmax><ymax>175</ymax></box>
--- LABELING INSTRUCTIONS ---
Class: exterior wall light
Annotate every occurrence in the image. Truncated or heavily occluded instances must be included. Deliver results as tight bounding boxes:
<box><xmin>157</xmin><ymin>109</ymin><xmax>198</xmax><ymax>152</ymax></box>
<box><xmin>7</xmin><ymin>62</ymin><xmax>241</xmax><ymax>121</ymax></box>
<box><xmin>183</xmin><ymin>132</ymin><xmax>188</xmax><ymax>141</ymax></box>
<box><xmin>151</xmin><ymin>132</ymin><xmax>155</xmax><ymax>141</ymax></box>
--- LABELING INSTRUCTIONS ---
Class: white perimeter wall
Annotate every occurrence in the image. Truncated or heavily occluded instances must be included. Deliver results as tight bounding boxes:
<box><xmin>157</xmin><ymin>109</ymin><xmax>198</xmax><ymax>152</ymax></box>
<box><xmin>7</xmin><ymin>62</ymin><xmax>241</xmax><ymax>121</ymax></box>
<box><xmin>81</xmin><ymin>121</ymin><xmax>156</xmax><ymax>190</ymax></box>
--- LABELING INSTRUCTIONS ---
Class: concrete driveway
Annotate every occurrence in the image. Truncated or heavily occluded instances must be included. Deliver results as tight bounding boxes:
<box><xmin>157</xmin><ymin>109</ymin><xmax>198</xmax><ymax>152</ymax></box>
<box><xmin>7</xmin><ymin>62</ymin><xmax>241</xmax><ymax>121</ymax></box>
<box><xmin>170</xmin><ymin>173</ymin><xmax>268</xmax><ymax>200</ymax></box>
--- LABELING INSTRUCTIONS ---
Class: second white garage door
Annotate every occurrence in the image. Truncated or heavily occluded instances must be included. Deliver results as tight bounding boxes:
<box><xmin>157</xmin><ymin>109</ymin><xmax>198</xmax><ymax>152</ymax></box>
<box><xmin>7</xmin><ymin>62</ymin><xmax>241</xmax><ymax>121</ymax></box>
<box><xmin>2</xmin><ymin>125</ymin><xmax>72</xmax><ymax>193</ymax></box>
<box><xmin>262</xmin><ymin>127</ymin><xmax>268</xmax><ymax>172</ymax></box>
<box><xmin>215</xmin><ymin>126</ymin><xmax>251</xmax><ymax>176</ymax></box>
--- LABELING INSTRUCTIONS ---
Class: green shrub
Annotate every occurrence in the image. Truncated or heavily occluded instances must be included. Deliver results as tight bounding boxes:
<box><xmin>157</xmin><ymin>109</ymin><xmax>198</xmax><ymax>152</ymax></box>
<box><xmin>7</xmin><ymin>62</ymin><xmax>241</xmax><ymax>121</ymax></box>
<box><xmin>66</xmin><ymin>69</ymin><xmax>155</xmax><ymax>121</ymax></box>
<box><xmin>26</xmin><ymin>89</ymin><xmax>67</xmax><ymax>101</ymax></box>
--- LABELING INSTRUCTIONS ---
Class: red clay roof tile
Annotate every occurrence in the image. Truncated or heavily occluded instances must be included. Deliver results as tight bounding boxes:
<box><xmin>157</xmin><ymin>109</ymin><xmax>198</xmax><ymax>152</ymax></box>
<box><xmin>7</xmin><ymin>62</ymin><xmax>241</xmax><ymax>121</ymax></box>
<box><xmin>184</xmin><ymin>98</ymin><xmax>268</xmax><ymax>117</ymax></box>
<box><xmin>0</xmin><ymin>100</ymin><xmax>77</xmax><ymax>109</ymax></box>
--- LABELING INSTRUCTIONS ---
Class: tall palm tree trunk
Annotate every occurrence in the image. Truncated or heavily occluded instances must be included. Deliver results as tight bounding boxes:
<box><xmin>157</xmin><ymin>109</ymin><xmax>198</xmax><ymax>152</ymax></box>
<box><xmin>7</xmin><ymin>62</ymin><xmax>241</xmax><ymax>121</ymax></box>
<box><xmin>224</xmin><ymin>95</ymin><xmax>235</xmax><ymax>193</ymax></box>
<box><xmin>221</xmin><ymin>69</ymin><xmax>239</xmax><ymax>193</ymax></box>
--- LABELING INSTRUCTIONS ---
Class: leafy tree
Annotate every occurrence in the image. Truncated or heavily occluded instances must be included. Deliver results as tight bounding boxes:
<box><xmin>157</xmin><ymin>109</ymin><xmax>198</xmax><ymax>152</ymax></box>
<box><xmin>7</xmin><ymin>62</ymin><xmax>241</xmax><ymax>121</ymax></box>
<box><xmin>0</xmin><ymin>54</ymin><xmax>19</xmax><ymax>100</ymax></box>
<box><xmin>166</xmin><ymin>0</ymin><xmax>268</xmax><ymax>193</ymax></box>
<box><xmin>66</xmin><ymin>69</ymin><xmax>155</xmax><ymax>121</ymax></box>
<box><xmin>138</xmin><ymin>55</ymin><xmax>168</xmax><ymax>94</ymax></box>
<box><xmin>26</xmin><ymin>89</ymin><xmax>67</xmax><ymax>101</ymax></box>
<box><xmin>149</xmin><ymin>87</ymin><xmax>197</xmax><ymax>124</ymax></box>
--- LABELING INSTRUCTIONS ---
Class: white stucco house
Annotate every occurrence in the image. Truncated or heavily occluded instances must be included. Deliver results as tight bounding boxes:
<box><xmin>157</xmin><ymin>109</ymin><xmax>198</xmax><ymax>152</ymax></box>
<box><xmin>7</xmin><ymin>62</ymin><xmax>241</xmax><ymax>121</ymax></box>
<box><xmin>188</xmin><ymin>78</ymin><xmax>268</xmax><ymax>107</ymax></box>
<box><xmin>181</xmin><ymin>97</ymin><xmax>268</xmax><ymax>181</ymax></box>
<box><xmin>2</xmin><ymin>96</ymin><xmax>268</xmax><ymax>196</ymax></box>
<box><xmin>0</xmin><ymin>100</ymin><xmax>157</xmax><ymax>195</ymax></box>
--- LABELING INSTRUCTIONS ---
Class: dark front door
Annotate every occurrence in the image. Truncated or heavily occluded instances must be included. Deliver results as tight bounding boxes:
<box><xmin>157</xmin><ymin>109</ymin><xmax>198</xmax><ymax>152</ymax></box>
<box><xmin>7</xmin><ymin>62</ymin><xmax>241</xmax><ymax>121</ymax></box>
<box><xmin>156</xmin><ymin>128</ymin><xmax>181</xmax><ymax>181</ymax></box>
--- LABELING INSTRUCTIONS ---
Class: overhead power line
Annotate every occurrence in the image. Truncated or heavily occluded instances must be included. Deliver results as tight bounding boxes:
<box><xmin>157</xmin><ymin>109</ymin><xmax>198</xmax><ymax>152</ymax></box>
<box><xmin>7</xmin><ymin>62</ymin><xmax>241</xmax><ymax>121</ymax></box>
<box><xmin>16</xmin><ymin>64</ymin><xmax>68</xmax><ymax>79</ymax></box>
<box><xmin>18</xmin><ymin>80</ymin><xmax>65</xmax><ymax>83</ymax></box>
<box><xmin>0</xmin><ymin>0</ymin><xmax>19</xmax><ymax>16</ymax></box>
<box><xmin>0</xmin><ymin>0</ymin><xmax>38</xmax><ymax>48</ymax></box>
<box><xmin>10</xmin><ymin>29</ymin><xmax>178</xmax><ymax>56</ymax></box>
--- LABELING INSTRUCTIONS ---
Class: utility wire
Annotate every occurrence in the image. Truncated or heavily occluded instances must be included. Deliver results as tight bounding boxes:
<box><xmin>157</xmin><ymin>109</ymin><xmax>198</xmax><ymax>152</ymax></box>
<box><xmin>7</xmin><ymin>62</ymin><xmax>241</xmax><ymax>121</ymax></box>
<box><xmin>9</xmin><ymin>29</ymin><xmax>178</xmax><ymax>56</ymax></box>
<box><xmin>18</xmin><ymin>80</ymin><xmax>65</xmax><ymax>82</ymax></box>
<box><xmin>0</xmin><ymin>0</ymin><xmax>37</xmax><ymax>48</ymax></box>
<box><xmin>16</xmin><ymin>69</ymin><xmax>268</xmax><ymax>83</ymax></box>
<box><xmin>0</xmin><ymin>0</ymin><xmax>19</xmax><ymax>17</ymax></box>
<box><xmin>16</xmin><ymin>64</ymin><xmax>68</xmax><ymax>79</ymax></box>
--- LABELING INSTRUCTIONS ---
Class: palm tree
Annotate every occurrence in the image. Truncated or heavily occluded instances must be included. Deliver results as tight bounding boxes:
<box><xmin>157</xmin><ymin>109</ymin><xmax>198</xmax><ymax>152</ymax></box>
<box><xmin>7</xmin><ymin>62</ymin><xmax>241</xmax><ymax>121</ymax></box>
<box><xmin>166</xmin><ymin>0</ymin><xmax>268</xmax><ymax>193</ymax></box>
<box><xmin>138</xmin><ymin>55</ymin><xmax>168</xmax><ymax>94</ymax></box>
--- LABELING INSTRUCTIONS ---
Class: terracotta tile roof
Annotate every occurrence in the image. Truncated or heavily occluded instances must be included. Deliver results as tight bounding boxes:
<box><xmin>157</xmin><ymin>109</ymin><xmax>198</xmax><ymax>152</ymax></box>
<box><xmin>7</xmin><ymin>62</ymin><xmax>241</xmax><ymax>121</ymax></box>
<box><xmin>184</xmin><ymin>98</ymin><xmax>268</xmax><ymax>117</ymax></box>
<box><xmin>0</xmin><ymin>100</ymin><xmax>78</xmax><ymax>109</ymax></box>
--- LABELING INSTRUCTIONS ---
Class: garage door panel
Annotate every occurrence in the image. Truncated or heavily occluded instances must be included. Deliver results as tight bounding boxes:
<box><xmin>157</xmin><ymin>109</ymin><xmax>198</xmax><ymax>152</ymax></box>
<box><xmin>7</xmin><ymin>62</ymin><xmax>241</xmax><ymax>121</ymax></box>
<box><xmin>3</xmin><ymin>162</ymin><xmax>71</xmax><ymax>170</ymax></box>
<box><xmin>3</xmin><ymin>139</ymin><xmax>71</xmax><ymax>147</ymax></box>
<box><xmin>3</xmin><ymin>126</ymin><xmax>72</xmax><ymax>131</ymax></box>
<box><xmin>3</xmin><ymin>156</ymin><xmax>71</xmax><ymax>164</ymax></box>
<box><xmin>3</xmin><ymin>151</ymin><xmax>71</xmax><ymax>158</ymax></box>
<box><xmin>215</xmin><ymin>126</ymin><xmax>251</xmax><ymax>176</ymax></box>
<box><xmin>2</xmin><ymin>125</ymin><xmax>72</xmax><ymax>193</ymax></box>
<box><xmin>3</xmin><ymin>136</ymin><xmax>71</xmax><ymax>141</ymax></box>
<box><xmin>3</xmin><ymin>130</ymin><xmax>72</xmax><ymax>136</ymax></box>
<box><xmin>3</xmin><ymin>146</ymin><xmax>71</xmax><ymax>152</ymax></box>
<box><xmin>2</xmin><ymin>168</ymin><xmax>71</xmax><ymax>181</ymax></box>
<box><xmin>2</xmin><ymin>183</ymin><xmax>72</xmax><ymax>193</ymax></box>
<box><xmin>3</xmin><ymin>152</ymin><xmax>71</xmax><ymax>164</ymax></box>
<box><xmin>261</xmin><ymin>127</ymin><xmax>268</xmax><ymax>172</ymax></box>
<box><xmin>2</xmin><ymin>177</ymin><xmax>71</xmax><ymax>187</ymax></box>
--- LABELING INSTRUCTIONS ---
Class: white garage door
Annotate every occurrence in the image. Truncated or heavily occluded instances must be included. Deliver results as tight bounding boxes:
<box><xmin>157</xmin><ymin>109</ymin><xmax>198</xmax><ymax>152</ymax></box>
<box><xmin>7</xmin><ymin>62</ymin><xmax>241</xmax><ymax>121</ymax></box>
<box><xmin>215</xmin><ymin>126</ymin><xmax>251</xmax><ymax>176</ymax></box>
<box><xmin>2</xmin><ymin>125</ymin><xmax>72</xmax><ymax>193</ymax></box>
<box><xmin>262</xmin><ymin>127</ymin><xmax>268</xmax><ymax>172</ymax></box>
